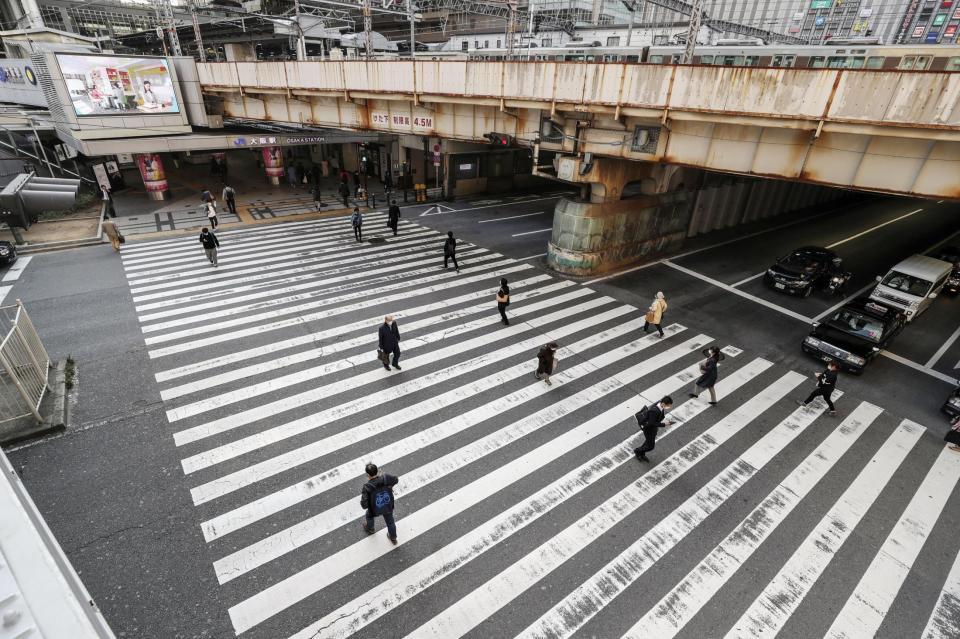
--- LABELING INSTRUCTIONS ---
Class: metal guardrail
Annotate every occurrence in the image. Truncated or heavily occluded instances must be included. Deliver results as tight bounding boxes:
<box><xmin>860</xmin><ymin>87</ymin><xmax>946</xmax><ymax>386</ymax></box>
<box><xmin>0</xmin><ymin>301</ymin><xmax>50</xmax><ymax>425</ymax></box>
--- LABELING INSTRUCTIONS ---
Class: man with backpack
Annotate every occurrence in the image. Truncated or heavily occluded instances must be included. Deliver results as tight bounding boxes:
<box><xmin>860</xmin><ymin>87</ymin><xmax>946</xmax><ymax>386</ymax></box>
<box><xmin>351</xmin><ymin>207</ymin><xmax>363</xmax><ymax>242</ymax></box>
<box><xmin>360</xmin><ymin>462</ymin><xmax>399</xmax><ymax>544</ymax></box>
<box><xmin>198</xmin><ymin>226</ymin><xmax>220</xmax><ymax>266</ymax></box>
<box><xmin>634</xmin><ymin>396</ymin><xmax>674</xmax><ymax>462</ymax></box>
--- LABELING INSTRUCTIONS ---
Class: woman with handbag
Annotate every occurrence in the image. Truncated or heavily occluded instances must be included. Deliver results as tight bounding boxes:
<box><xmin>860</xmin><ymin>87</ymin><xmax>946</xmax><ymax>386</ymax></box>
<box><xmin>945</xmin><ymin>416</ymin><xmax>960</xmax><ymax>452</ymax></box>
<box><xmin>643</xmin><ymin>291</ymin><xmax>668</xmax><ymax>338</ymax></box>
<box><xmin>496</xmin><ymin>278</ymin><xmax>511</xmax><ymax>326</ymax></box>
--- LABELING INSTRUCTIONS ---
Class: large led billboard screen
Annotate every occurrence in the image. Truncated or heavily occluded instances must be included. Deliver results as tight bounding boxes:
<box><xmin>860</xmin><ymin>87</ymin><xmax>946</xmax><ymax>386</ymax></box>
<box><xmin>54</xmin><ymin>54</ymin><xmax>180</xmax><ymax>116</ymax></box>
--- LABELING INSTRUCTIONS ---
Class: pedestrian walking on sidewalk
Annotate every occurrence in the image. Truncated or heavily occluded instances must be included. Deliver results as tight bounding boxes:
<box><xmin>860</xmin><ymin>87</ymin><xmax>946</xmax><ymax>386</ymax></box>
<box><xmin>361</xmin><ymin>462</ymin><xmax>399</xmax><ymax>544</ymax></box>
<box><xmin>222</xmin><ymin>184</ymin><xmax>237</xmax><ymax>216</ymax></box>
<box><xmin>201</xmin><ymin>189</ymin><xmax>214</xmax><ymax>205</ymax></box>
<box><xmin>798</xmin><ymin>361</ymin><xmax>839</xmax><ymax>415</ymax></box>
<box><xmin>387</xmin><ymin>200</ymin><xmax>401</xmax><ymax>235</ymax></box>
<box><xmin>689</xmin><ymin>346</ymin><xmax>722</xmax><ymax>405</ymax></box>
<box><xmin>102</xmin><ymin>218</ymin><xmax>122</xmax><ymax>251</ymax></box>
<box><xmin>339</xmin><ymin>181</ymin><xmax>351</xmax><ymax>207</ymax></box>
<box><xmin>443</xmin><ymin>231</ymin><xmax>459</xmax><ymax>272</ymax></box>
<box><xmin>535</xmin><ymin>342</ymin><xmax>559</xmax><ymax>386</ymax></box>
<box><xmin>313</xmin><ymin>184</ymin><xmax>323</xmax><ymax>211</ymax></box>
<box><xmin>100</xmin><ymin>184</ymin><xmax>116</xmax><ymax>218</ymax></box>
<box><xmin>206</xmin><ymin>201</ymin><xmax>219</xmax><ymax>229</ymax></box>
<box><xmin>353</xmin><ymin>170</ymin><xmax>361</xmax><ymax>196</ymax></box>
<box><xmin>199</xmin><ymin>227</ymin><xmax>220</xmax><ymax>266</ymax></box>
<box><xmin>383</xmin><ymin>171</ymin><xmax>393</xmax><ymax>193</ymax></box>
<box><xmin>643</xmin><ymin>291</ymin><xmax>668</xmax><ymax>338</ymax></box>
<box><xmin>634</xmin><ymin>396</ymin><xmax>674</xmax><ymax>462</ymax></box>
<box><xmin>351</xmin><ymin>207</ymin><xmax>363</xmax><ymax>242</ymax></box>
<box><xmin>496</xmin><ymin>278</ymin><xmax>511</xmax><ymax>326</ymax></box>
<box><xmin>378</xmin><ymin>315</ymin><xmax>401</xmax><ymax>371</ymax></box>
<box><xmin>287</xmin><ymin>163</ymin><xmax>299</xmax><ymax>188</ymax></box>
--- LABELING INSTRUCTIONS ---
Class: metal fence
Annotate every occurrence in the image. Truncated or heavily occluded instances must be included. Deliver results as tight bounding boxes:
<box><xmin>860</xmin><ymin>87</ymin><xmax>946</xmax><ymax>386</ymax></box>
<box><xmin>0</xmin><ymin>300</ymin><xmax>50</xmax><ymax>424</ymax></box>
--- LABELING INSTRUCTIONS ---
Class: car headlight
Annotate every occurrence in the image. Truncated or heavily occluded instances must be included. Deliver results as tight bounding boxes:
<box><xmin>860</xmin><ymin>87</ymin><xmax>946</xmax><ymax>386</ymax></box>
<box><xmin>844</xmin><ymin>354</ymin><xmax>865</xmax><ymax>365</ymax></box>
<box><xmin>767</xmin><ymin>269</ymin><xmax>776</xmax><ymax>277</ymax></box>
<box><xmin>949</xmin><ymin>278</ymin><xmax>960</xmax><ymax>286</ymax></box>
<box><xmin>804</xmin><ymin>336</ymin><xmax>821</xmax><ymax>347</ymax></box>
<box><xmin>950</xmin><ymin>396</ymin><xmax>960</xmax><ymax>408</ymax></box>
<box><xmin>0</xmin><ymin>248</ymin><xmax>9</xmax><ymax>256</ymax></box>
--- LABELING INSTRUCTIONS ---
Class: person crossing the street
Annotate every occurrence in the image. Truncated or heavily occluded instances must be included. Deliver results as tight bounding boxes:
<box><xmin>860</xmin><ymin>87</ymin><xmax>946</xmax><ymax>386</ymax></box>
<box><xmin>535</xmin><ymin>342</ymin><xmax>559</xmax><ymax>386</ymax></box>
<box><xmin>798</xmin><ymin>361</ymin><xmax>839</xmax><ymax>415</ymax></box>
<box><xmin>388</xmin><ymin>200</ymin><xmax>401</xmax><ymax>236</ymax></box>
<box><xmin>689</xmin><ymin>346</ymin><xmax>722</xmax><ymax>405</ymax></box>
<box><xmin>198</xmin><ymin>226</ymin><xmax>220</xmax><ymax>266</ymax></box>
<box><xmin>496</xmin><ymin>277</ymin><xmax>511</xmax><ymax>326</ymax></box>
<box><xmin>221</xmin><ymin>184</ymin><xmax>237</xmax><ymax>216</ymax></box>
<box><xmin>444</xmin><ymin>231</ymin><xmax>459</xmax><ymax>272</ymax></box>
<box><xmin>643</xmin><ymin>291</ymin><xmax>668</xmax><ymax>338</ymax></box>
<box><xmin>378</xmin><ymin>314</ymin><xmax>401</xmax><ymax>371</ymax></box>
<box><xmin>351</xmin><ymin>207</ymin><xmax>363</xmax><ymax>242</ymax></box>
<box><xmin>634</xmin><ymin>396</ymin><xmax>674</xmax><ymax>462</ymax></box>
<box><xmin>360</xmin><ymin>462</ymin><xmax>399</xmax><ymax>544</ymax></box>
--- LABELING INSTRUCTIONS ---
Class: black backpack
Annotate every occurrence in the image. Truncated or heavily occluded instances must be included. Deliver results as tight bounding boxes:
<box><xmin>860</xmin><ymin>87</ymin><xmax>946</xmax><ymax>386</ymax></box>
<box><xmin>635</xmin><ymin>405</ymin><xmax>651</xmax><ymax>428</ymax></box>
<box><xmin>369</xmin><ymin>483</ymin><xmax>393</xmax><ymax>515</ymax></box>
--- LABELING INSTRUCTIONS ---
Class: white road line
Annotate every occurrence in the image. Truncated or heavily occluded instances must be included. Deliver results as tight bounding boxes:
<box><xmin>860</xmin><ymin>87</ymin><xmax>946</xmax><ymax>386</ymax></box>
<box><xmin>228</xmin><ymin>340</ymin><xmax>736</xmax><ymax>636</ymax></box>
<box><xmin>160</xmin><ymin>280</ymin><xmax>572</xmax><ymax>399</ymax></box>
<box><xmin>418</xmin><ymin>195</ymin><xmax>559</xmax><ymax>216</ymax></box>
<box><xmin>147</xmin><ymin>262</ymin><xmax>531</xmax><ymax>359</ymax></box>
<box><xmin>478</xmin><ymin>212</ymin><xmax>547</xmax><ymax>223</ymax></box>
<box><xmin>166</xmin><ymin>292</ymin><xmax>606</xmax><ymax>422</ymax></box>
<box><xmin>811</xmin><ymin>281</ymin><xmax>876</xmax><ymax>322</ymax></box>
<box><xmin>519</xmin><ymin>252</ymin><xmax>548</xmax><ymax>260</ymax></box>
<box><xmin>825</xmin><ymin>208</ymin><xmax>924</xmax><ymax>249</ymax></box>
<box><xmin>140</xmin><ymin>246</ymin><xmax>486</xmax><ymax>333</ymax></box>
<box><xmin>175</xmin><ymin>303</ymin><xmax>632</xmax><ymax>457</ymax></box>
<box><xmin>279</xmin><ymin>359</ymin><xmax>772</xmax><ymax>639</ymax></box>
<box><xmin>880</xmin><ymin>351</ymin><xmax>958</xmax><ymax>386</ymax></box>
<box><xmin>207</xmin><ymin>328</ymin><xmax>698</xmax><ymax>582</ymax></box>
<box><xmin>627</xmin><ymin>402</ymin><xmax>894</xmax><ymax>639</ymax></box>
<box><xmin>406</xmin><ymin>372</ymin><xmax>806</xmax><ymax>639</ymax></box>
<box><xmin>144</xmin><ymin>250</ymin><xmax>498</xmax><ymax>343</ymax></box>
<box><xmin>731</xmin><ymin>271</ymin><xmax>765</xmax><ymax>288</ymax></box>
<box><xmin>1</xmin><ymin>255</ymin><xmax>31</xmax><ymax>282</ymax></box>
<box><xmin>511</xmin><ymin>228</ymin><xmax>552</xmax><ymax>237</ymax></box>
<box><xmin>728</xmin><ymin>418</ymin><xmax>924</xmax><ymax>639</ymax></box>
<box><xmin>922</xmin><ymin>539</ymin><xmax>960</xmax><ymax>639</ymax></box>
<box><xmin>664</xmin><ymin>260</ymin><xmax>813</xmax><ymax>323</ymax></box>
<box><xmin>824</xmin><ymin>445</ymin><xmax>960</xmax><ymax>638</ymax></box>
<box><xmin>154</xmin><ymin>273</ymin><xmax>554</xmax><ymax>381</ymax></box>
<box><xmin>0</xmin><ymin>285</ymin><xmax>12</xmax><ymax>306</ymax></box>
<box><xmin>926</xmin><ymin>323</ymin><xmax>960</xmax><ymax>368</ymax></box>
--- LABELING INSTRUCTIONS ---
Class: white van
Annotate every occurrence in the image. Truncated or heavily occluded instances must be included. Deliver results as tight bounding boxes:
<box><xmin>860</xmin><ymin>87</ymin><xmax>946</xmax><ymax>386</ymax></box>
<box><xmin>870</xmin><ymin>254</ymin><xmax>953</xmax><ymax>321</ymax></box>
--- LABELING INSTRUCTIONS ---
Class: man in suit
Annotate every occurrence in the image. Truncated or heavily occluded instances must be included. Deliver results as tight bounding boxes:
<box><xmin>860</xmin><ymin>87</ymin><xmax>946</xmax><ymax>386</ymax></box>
<box><xmin>378</xmin><ymin>315</ymin><xmax>401</xmax><ymax>371</ymax></box>
<box><xmin>387</xmin><ymin>200</ymin><xmax>401</xmax><ymax>236</ymax></box>
<box><xmin>635</xmin><ymin>396</ymin><xmax>674</xmax><ymax>462</ymax></box>
<box><xmin>798</xmin><ymin>361</ymin><xmax>839</xmax><ymax>415</ymax></box>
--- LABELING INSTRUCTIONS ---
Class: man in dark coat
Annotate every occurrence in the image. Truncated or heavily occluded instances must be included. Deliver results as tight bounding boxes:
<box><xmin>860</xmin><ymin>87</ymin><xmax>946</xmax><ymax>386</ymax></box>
<box><xmin>634</xmin><ymin>396</ymin><xmax>674</xmax><ymax>462</ymax></box>
<box><xmin>378</xmin><ymin>314</ymin><xmax>401</xmax><ymax>371</ymax></box>
<box><xmin>352</xmin><ymin>170</ymin><xmax>361</xmax><ymax>197</ymax></box>
<box><xmin>689</xmin><ymin>346</ymin><xmax>721</xmax><ymax>405</ymax></box>
<box><xmin>387</xmin><ymin>200</ymin><xmax>401</xmax><ymax>236</ymax></box>
<box><xmin>198</xmin><ymin>226</ymin><xmax>220</xmax><ymax>266</ymax></box>
<box><xmin>443</xmin><ymin>231</ymin><xmax>459</xmax><ymax>272</ymax></box>
<box><xmin>798</xmin><ymin>361</ymin><xmax>839</xmax><ymax>415</ymax></box>
<box><xmin>360</xmin><ymin>462</ymin><xmax>399</xmax><ymax>544</ymax></box>
<box><xmin>535</xmin><ymin>342</ymin><xmax>559</xmax><ymax>386</ymax></box>
<box><xmin>339</xmin><ymin>181</ymin><xmax>351</xmax><ymax>207</ymax></box>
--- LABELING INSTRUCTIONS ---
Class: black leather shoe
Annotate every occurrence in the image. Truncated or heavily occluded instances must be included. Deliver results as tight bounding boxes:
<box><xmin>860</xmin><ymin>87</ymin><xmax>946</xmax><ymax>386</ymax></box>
<box><xmin>392</xmin><ymin>364</ymin><xmax>402</xmax><ymax>370</ymax></box>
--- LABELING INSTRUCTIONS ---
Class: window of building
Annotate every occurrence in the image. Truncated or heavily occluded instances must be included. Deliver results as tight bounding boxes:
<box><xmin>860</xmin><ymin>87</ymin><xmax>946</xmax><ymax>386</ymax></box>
<box><xmin>484</xmin><ymin>40</ymin><xmax>489</xmax><ymax>48</ymax></box>
<box><xmin>496</xmin><ymin>39</ymin><xmax>501</xmax><ymax>48</ymax></box>
<box><xmin>606</xmin><ymin>36</ymin><xmax>620</xmax><ymax>46</ymax></box>
<box><xmin>474</xmin><ymin>40</ymin><xmax>479</xmax><ymax>48</ymax></box>
<box><xmin>946</xmin><ymin>56</ymin><xmax>960</xmax><ymax>70</ymax></box>
<box><xmin>541</xmin><ymin>38</ymin><xmax>552</xmax><ymax>47</ymax></box>
<box><xmin>865</xmin><ymin>56</ymin><xmax>885</xmax><ymax>68</ymax></box>
<box><xmin>461</xmin><ymin>41</ymin><xmax>469</xmax><ymax>51</ymax></box>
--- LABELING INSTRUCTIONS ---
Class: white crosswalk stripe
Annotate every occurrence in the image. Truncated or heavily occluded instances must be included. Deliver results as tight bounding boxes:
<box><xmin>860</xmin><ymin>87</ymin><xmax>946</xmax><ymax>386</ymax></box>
<box><xmin>116</xmin><ymin>214</ymin><xmax>960</xmax><ymax>639</ymax></box>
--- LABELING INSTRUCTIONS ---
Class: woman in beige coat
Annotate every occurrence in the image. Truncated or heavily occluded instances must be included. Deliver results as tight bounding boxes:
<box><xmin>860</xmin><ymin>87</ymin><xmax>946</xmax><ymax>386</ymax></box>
<box><xmin>643</xmin><ymin>291</ymin><xmax>667</xmax><ymax>337</ymax></box>
<box><xmin>102</xmin><ymin>219</ymin><xmax>122</xmax><ymax>251</ymax></box>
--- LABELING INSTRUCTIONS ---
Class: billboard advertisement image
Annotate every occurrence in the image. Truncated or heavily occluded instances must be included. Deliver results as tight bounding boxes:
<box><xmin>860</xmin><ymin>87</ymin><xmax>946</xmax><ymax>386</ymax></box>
<box><xmin>55</xmin><ymin>54</ymin><xmax>180</xmax><ymax>116</ymax></box>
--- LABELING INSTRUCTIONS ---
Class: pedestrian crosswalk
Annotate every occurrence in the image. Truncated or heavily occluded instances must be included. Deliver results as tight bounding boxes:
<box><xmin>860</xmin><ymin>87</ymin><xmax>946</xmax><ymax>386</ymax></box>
<box><xmin>119</xmin><ymin>213</ymin><xmax>960</xmax><ymax>639</ymax></box>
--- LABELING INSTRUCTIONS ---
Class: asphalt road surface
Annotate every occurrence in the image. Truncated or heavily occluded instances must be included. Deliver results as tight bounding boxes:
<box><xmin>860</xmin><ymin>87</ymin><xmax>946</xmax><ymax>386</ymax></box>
<box><xmin>4</xmin><ymin>190</ymin><xmax>960</xmax><ymax>639</ymax></box>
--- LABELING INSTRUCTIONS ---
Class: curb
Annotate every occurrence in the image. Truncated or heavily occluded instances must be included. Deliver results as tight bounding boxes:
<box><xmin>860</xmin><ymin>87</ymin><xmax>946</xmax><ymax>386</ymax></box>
<box><xmin>0</xmin><ymin>360</ymin><xmax>68</xmax><ymax>447</ymax></box>
<box><xmin>17</xmin><ymin>237</ymin><xmax>104</xmax><ymax>254</ymax></box>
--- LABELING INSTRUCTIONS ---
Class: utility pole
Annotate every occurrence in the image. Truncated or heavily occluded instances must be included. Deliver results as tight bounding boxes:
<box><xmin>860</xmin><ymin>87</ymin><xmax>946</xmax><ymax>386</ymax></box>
<box><xmin>191</xmin><ymin>0</ymin><xmax>206</xmax><ymax>61</ymax></box>
<box><xmin>624</xmin><ymin>0</ymin><xmax>636</xmax><ymax>47</ymax></box>
<box><xmin>681</xmin><ymin>0</ymin><xmax>702</xmax><ymax>63</ymax></box>
<box><xmin>363</xmin><ymin>0</ymin><xmax>373</xmax><ymax>58</ymax></box>
<box><xmin>157</xmin><ymin>0</ymin><xmax>183</xmax><ymax>57</ymax></box>
<box><xmin>407</xmin><ymin>0</ymin><xmax>416</xmax><ymax>56</ymax></box>
<box><xmin>505</xmin><ymin>0</ymin><xmax>517</xmax><ymax>57</ymax></box>
<box><xmin>294</xmin><ymin>0</ymin><xmax>307</xmax><ymax>60</ymax></box>
<box><xmin>526</xmin><ymin>5</ymin><xmax>534</xmax><ymax>60</ymax></box>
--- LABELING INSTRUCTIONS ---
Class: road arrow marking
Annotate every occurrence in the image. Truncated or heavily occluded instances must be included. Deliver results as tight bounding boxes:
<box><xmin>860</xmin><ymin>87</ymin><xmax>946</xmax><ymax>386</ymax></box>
<box><xmin>420</xmin><ymin>204</ymin><xmax>457</xmax><ymax>217</ymax></box>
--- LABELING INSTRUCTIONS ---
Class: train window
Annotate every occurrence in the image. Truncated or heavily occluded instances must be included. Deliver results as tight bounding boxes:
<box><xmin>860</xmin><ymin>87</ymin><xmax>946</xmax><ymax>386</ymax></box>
<box><xmin>946</xmin><ymin>57</ymin><xmax>960</xmax><ymax>71</ymax></box>
<box><xmin>586</xmin><ymin>55</ymin><xmax>596</xmax><ymax>62</ymax></box>
<box><xmin>461</xmin><ymin>42</ymin><xmax>468</xmax><ymax>52</ymax></box>
<box><xmin>649</xmin><ymin>55</ymin><xmax>664</xmax><ymax>63</ymax></box>
<box><xmin>899</xmin><ymin>55</ymin><xmax>932</xmax><ymax>70</ymax></box>
<box><xmin>626</xmin><ymin>55</ymin><xmax>640</xmax><ymax>63</ymax></box>
<box><xmin>772</xmin><ymin>55</ymin><xmax>796</xmax><ymax>67</ymax></box>
<box><xmin>849</xmin><ymin>57</ymin><xmax>865</xmax><ymax>69</ymax></box>
<box><xmin>916</xmin><ymin>56</ymin><xmax>932</xmax><ymax>69</ymax></box>
<box><xmin>699</xmin><ymin>55</ymin><xmax>714</xmax><ymax>64</ymax></box>
<box><xmin>827</xmin><ymin>56</ymin><xmax>847</xmax><ymax>68</ymax></box>
<box><xmin>745</xmin><ymin>56</ymin><xmax>759</xmax><ymax>66</ymax></box>
<box><xmin>865</xmin><ymin>56</ymin><xmax>885</xmax><ymax>69</ymax></box>
<box><xmin>810</xmin><ymin>56</ymin><xmax>826</xmax><ymax>68</ymax></box>
<box><xmin>606</xmin><ymin>36</ymin><xmax>620</xmax><ymax>46</ymax></box>
<box><xmin>555</xmin><ymin>55</ymin><xmax>564</xmax><ymax>61</ymax></box>
<box><xmin>541</xmin><ymin>38</ymin><xmax>552</xmax><ymax>47</ymax></box>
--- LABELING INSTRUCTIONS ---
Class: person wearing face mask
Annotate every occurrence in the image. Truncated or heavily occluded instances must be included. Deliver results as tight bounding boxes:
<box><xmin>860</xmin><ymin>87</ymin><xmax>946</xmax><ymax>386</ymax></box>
<box><xmin>634</xmin><ymin>396</ymin><xmax>674</xmax><ymax>463</ymax></box>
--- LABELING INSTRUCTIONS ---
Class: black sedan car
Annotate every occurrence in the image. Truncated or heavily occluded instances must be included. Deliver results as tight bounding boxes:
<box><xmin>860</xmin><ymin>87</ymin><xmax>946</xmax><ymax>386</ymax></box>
<box><xmin>929</xmin><ymin>245</ymin><xmax>960</xmax><ymax>295</ymax></box>
<box><xmin>801</xmin><ymin>298</ymin><xmax>905</xmax><ymax>373</ymax></box>
<box><xmin>764</xmin><ymin>246</ymin><xmax>840</xmax><ymax>297</ymax></box>
<box><xmin>0</xmin><ymin>241</ymin><xmax>16</xmax><ymax>265</ymax></box>
<box><xmin>944</xmin><ymin>386</ymin><xmax>960</xmax><ymax>418</ymax></box>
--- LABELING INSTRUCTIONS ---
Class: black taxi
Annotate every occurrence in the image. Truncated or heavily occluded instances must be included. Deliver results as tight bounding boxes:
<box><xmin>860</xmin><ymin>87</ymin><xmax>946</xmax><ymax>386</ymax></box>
<box><xmin>801</xmin><ymin>298</ymin><xmax>905</xmax><ymax>373</ymax></box>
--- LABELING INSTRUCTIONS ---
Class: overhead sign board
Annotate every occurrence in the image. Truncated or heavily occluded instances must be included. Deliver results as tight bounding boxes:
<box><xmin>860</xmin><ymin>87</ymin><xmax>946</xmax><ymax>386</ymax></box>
<box><xmin>55</xmin><ymin>54</ymin><xmax>180</xmax><ymax>117</ymax></box>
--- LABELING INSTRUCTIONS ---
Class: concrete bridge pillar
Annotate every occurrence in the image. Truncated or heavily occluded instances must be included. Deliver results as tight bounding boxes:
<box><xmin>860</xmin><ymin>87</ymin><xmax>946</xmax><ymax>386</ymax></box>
<box><xmin>546</xmin><ymin>157</ymin><xmax>695</xmax><ymax>276</ymax></box>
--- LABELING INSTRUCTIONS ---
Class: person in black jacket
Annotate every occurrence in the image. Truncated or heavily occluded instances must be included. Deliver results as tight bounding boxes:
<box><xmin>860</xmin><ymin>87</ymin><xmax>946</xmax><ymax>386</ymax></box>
<box><xmin>496</xmin><ymin>277</ymin><xmax>510</xmax><ymax>325</ymax></box>
<box><xmin>378</xmin><ymin>314</ymin><xmax>401</xmax><ymax>371</ymax></box>
<box><xmin>388</xmin><ymin>200</ymin><xmax>401</xmax><ymax>236</ymax></box>
<box><xmin>689</xmin><ymin>347</ymin><xmax>721</xmax><ymax>405</ymax></box>
<box><xmin>360</xmin><ymin>462</ymin><xmax>399</xmax><ymax>544</ymax></box>
<box><xmin>798</xmin><ymin>361</ymin><xmax>839</xmax><ymax>415</ymax></box>
<box><xmin>443</xmin><ymin>231</ymin><xmax>459</xmax><ymax>272</ymax></box>
<box><xmin>339</xmin><ymin>181</ymin><xmax>350</xmax><ymax>207</ymax></box>
<box><xmin>535</xmin><ymin>342</ymin><xmax>559</xmax><ymax>386</ymax></box>
<box><xmin>198</xmin><ymin>227</ymin><xmax>220</xmax><ymax>266</ymax></box>
<box><xmin>634</xmin><ymin>396</ymin><xmax>674</xmax><ymax>462</ymax></box>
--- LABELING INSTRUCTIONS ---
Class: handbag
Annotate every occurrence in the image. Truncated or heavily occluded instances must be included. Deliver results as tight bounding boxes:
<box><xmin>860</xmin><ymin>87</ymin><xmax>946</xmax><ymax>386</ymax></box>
<box><xmin>376</xmin><ymin>349</ymin><xmax>389</xmax><ymax>364</ymax></box>
<box><xmin>644</xmin><ymin>310</ymin><xmax>656</xmax><ymax>323</ymax></box>
<box><xmin>117</xmin><ymin>233</ymin><xmax>126</xmax><ymax>244</ymax></box>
